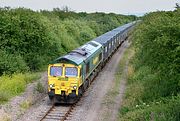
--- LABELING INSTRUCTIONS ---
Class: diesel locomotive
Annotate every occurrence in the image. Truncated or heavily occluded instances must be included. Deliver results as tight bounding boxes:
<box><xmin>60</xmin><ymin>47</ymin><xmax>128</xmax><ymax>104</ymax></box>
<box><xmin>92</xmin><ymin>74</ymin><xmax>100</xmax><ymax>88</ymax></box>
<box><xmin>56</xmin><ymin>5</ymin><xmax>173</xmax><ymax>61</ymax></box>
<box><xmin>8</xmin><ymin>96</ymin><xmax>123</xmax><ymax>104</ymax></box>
<box><xmin>48</xmin><ymin>21</ymin><xmax>136</xmax><ymax>103</ymax></box>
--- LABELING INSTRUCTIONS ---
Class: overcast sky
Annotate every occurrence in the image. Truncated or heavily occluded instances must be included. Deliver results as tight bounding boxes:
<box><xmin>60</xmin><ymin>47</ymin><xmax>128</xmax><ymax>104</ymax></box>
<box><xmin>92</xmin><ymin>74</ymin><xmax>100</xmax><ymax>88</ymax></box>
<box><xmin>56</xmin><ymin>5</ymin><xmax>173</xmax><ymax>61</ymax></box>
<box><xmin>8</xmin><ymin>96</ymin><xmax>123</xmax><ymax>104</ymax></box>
<box><xmin>0</xmin><ymin>0</ymin><xmax>179</xmax><ymax>15</ymax></box>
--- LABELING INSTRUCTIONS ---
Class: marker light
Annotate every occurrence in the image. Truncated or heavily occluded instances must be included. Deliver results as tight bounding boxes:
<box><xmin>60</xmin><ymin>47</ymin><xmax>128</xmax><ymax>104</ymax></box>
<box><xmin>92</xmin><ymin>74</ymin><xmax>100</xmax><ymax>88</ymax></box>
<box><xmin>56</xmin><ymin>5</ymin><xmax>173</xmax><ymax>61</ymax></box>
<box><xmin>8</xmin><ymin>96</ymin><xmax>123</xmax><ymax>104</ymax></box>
<box><xmin>49</xmin><ymin>84</ymin><xmax>55</xmax><ymax>88</ymax></box>
<box><xmin>73</xmin><ymin>86</ymin><xmax>77</xmax><ymax>90</ymax></box>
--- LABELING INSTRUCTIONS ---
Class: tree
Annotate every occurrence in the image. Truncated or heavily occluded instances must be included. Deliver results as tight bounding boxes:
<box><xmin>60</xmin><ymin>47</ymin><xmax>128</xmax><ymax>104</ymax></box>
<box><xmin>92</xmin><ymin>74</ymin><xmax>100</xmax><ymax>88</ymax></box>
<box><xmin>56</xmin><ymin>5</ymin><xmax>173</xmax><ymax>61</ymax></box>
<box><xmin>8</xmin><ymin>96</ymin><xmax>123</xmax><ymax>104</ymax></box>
<box><xmin>175</xmin><ymin>3</ymin><xmax>180</xmax><ymax>9</ymax></box>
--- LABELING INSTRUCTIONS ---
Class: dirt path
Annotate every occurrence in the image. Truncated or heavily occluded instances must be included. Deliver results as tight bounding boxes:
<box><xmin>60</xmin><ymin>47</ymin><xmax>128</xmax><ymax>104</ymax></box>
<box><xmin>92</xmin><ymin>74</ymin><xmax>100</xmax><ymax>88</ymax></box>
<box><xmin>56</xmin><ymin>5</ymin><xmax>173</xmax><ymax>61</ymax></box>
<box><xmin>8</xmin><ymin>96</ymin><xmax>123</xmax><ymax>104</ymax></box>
<box><xmin>103</xmin><ymin>58</ymin><xmax>129</xmax><ymax>121</ymax></box>
<box><xmin>110</xmin><ymin>68</ymin><xmax>127</xmax><ymax>121</ymax></box>
<box><xmin>99</xmin><ymin>43</ymin><xmax>132</xmax><ymax>121</ymax></box>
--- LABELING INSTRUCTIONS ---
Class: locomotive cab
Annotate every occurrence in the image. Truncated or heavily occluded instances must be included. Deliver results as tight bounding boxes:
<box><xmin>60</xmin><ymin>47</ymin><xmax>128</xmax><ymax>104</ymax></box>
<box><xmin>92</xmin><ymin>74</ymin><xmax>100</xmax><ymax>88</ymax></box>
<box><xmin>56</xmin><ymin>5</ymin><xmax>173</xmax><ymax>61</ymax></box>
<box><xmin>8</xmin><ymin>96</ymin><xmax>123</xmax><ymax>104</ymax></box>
<box><xmin>48</xmin><ymin>63</ymin><xmax>83</xmax><ymax>102</ymax></box>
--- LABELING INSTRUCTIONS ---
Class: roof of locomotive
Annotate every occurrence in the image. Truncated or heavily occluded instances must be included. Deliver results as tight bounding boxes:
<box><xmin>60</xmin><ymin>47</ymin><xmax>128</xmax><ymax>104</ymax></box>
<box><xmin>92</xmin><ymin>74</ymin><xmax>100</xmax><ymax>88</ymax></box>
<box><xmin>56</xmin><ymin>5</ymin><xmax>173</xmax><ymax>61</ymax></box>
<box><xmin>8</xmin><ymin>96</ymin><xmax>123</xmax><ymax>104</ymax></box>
<box><xmin>51</xmin><ymin>41</ymin><xmax>102</xmax><ymax>65</ymax></box>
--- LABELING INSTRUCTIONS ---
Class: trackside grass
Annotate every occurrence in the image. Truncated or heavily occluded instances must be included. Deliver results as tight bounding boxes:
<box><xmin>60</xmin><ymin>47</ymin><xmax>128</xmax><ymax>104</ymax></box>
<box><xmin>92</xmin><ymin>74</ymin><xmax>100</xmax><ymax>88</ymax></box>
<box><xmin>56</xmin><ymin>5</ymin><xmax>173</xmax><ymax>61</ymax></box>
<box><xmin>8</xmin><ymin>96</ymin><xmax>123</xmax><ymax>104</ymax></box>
<box><xmin>0</xmin><ymin>73</ymin><xmax>40</xmax><ymax>104</ymax></box>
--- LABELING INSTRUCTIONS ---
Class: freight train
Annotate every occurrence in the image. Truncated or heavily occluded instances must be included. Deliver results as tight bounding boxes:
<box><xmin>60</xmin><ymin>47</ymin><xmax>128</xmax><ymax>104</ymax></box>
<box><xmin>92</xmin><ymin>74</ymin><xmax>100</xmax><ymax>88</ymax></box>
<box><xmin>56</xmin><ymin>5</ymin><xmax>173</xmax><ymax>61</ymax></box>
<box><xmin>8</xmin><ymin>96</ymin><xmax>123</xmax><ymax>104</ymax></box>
<box><xmin>48</xmin><ymin>21</ymin><xmax>136</xmax><ymax>103</ymax></box>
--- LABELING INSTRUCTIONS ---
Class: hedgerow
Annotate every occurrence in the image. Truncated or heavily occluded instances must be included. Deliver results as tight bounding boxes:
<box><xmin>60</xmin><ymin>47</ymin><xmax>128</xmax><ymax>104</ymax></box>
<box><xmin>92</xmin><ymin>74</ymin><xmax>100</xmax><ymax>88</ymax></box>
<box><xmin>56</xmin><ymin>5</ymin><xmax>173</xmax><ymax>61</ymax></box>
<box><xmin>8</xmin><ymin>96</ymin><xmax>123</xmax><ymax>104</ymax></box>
<box><xmin>119</xmin><ymin>7</ymin><xmax>180</xmax><ymax>121</ymax></box>
<box><xmin>0</xmin><ymin>7</ymin><xmax>136</xmax><ymax>75</ymax></box>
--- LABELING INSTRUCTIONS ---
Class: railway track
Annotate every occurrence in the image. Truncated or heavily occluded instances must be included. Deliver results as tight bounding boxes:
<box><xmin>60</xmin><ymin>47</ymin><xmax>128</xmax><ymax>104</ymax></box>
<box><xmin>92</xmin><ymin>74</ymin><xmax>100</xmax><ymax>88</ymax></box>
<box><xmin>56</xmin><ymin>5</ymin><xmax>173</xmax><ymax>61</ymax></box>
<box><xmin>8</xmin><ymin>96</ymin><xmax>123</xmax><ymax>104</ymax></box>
<box><xmin>39</xmin><ymin>92</ymin><xmax>90</xmax><ymax>121</ymax></box>
<box><xmin>39</xmin><ymin>103</ymin><xmax>75</xmax><ymax>121</ymax></box>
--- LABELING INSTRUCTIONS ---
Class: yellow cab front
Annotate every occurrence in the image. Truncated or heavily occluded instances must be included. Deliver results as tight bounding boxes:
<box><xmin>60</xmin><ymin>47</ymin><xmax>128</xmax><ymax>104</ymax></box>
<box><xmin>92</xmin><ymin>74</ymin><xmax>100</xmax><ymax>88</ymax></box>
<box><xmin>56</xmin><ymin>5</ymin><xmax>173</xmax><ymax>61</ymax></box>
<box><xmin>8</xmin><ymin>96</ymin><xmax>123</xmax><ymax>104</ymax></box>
<box><xmin>48</xmin><ymin>63</ymin><xmax>82</xmax><ymax>97</ymax></box>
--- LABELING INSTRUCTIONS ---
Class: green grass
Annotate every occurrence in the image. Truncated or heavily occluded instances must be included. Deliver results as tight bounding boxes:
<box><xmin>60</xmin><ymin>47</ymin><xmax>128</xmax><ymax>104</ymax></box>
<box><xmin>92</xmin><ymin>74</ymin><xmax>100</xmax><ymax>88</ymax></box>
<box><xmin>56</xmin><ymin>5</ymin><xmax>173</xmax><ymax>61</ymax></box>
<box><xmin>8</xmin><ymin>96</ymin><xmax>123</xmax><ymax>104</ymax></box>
<box><xmin>0</xmin><ymin>73</ymin><xmax>40</xmax><ymax>104</ymax></box>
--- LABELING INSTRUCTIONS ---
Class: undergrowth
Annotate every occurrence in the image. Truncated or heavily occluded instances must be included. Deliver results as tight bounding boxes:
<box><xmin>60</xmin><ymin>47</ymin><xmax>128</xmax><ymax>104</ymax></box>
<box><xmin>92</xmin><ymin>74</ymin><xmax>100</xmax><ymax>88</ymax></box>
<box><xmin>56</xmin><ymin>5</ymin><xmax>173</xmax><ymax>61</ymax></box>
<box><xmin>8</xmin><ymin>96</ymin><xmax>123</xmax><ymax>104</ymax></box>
<box><xmin>119</xmin><ymin>8</ymin><xmax>180</xmax><ymax>121</ymax></box>
<box><xmin>0</xmin><ymin>73</ymin><xmax>40</xmax><ymax>104</ymax></box>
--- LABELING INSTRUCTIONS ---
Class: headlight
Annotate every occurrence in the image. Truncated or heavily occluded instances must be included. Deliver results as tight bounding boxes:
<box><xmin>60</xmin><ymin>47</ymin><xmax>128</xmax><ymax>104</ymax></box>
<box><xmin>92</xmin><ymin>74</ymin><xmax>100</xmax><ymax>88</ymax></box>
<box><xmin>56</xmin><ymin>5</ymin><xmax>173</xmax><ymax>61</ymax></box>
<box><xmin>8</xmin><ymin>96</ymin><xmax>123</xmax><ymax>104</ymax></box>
<box><xmin>73</xmin><ymin>86</ymin><xmax>77</xmax><ymax>90</ymax></box>
<box><xmin>49</xmin><ymin>84</ymin><xmax>55</xmax><ymax>88</ymax></box>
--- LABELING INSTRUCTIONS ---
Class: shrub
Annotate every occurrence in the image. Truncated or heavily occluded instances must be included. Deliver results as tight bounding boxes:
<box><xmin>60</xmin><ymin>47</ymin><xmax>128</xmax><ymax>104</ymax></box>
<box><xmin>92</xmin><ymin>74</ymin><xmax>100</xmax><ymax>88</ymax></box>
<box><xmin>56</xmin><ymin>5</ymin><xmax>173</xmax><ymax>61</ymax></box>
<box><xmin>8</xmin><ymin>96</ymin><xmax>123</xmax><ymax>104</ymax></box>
<box><xmin>35</xmin><ymin>81</ymin><xmax>44</xmax><ymax>93</ymax></box>
<box><xmin>119</xmin><ymin>8</ymin><xmax>180</xmax><ymax>121</ymax></box>
<box><xmin>0</xmin><ymin>50</ymin><xmax>29</xmax><ymax>75</ymax></box>
<box><xmin>132</xmin><ymin>10</ymin><xmax>180</xmax><ymax>100</ymax></box>
<box><xmin>0</xmin><ymin>73</ymin><xmax>40</xmax><ymax>104</ymax></box>
<box><xmin>0</xmin><ymin>7</ymin><xmax>136</xmax><ymax>74</ymax></box>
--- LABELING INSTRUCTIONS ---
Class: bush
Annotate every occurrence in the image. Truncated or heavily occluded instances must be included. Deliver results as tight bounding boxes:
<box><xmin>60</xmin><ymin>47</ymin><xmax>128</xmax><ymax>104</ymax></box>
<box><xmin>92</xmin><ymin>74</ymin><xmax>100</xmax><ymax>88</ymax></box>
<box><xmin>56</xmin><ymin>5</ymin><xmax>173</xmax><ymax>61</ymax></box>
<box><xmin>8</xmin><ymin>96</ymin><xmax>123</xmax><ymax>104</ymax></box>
<box><xmin>36</xmin><ymin>81</ymin><xmax>44</xmax><ymax>93</ymax></box>
<box><xmin>132</xmin><ymin>10</ymin><xmax>180</xmax><ymax>100</ymax></box>
<box><xmin>0</xmin><ymin>73</ymin><xmax>40</xmax><ymax>104</ymax></box>
<box><xmin>0</xmin><ymin>7</ymin><xmax>136</xmax><ymax>75</ymax></box>
<box><xmin>119</xmin><ymin>8</ymin><xmax>180</xmax><ymax>121</ymax></box>
<box><xmin>0</xmin><ymin>50</ymin><xmax>29</xmax><ymax>75</ymax></box>
<box><xmin>0</xmin><ymin>8</ymin><xmax>61</xmax><ymax>72</ymax></box>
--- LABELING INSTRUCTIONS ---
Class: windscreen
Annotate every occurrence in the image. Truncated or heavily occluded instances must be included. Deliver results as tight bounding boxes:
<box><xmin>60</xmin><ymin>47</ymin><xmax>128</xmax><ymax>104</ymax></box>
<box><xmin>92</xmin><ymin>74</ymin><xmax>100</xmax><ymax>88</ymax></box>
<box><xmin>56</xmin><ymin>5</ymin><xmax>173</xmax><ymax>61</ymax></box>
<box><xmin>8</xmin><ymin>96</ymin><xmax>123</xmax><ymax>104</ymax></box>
<box><xmin>65</xmin><ymin>67</ymin><xmax>78</xmax><ymax>77</ymax></box>
<box><xmin>50</xmin><ymin>66</ymin><xmax>62</xmax><ymax>76</ymax></box>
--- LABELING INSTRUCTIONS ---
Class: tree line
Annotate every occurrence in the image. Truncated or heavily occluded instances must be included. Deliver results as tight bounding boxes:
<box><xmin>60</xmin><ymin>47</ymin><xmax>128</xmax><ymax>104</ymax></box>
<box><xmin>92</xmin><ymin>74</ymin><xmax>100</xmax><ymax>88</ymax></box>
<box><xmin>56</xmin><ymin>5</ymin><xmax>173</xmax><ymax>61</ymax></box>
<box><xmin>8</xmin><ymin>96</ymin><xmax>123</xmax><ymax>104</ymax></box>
<box><xmin>0</xmin><ymin>7</ymin><xmax>136</xmax><ymax>75</ymax></box>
